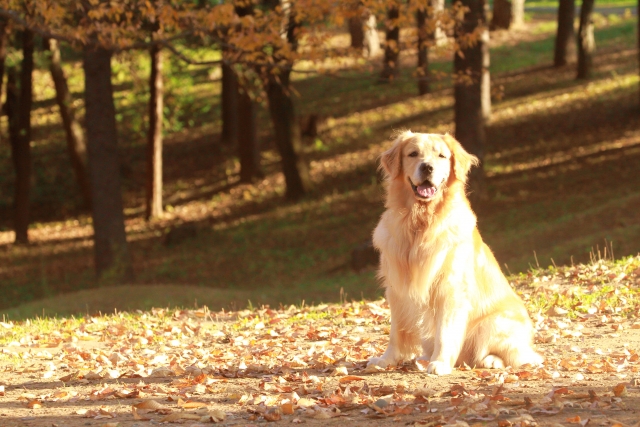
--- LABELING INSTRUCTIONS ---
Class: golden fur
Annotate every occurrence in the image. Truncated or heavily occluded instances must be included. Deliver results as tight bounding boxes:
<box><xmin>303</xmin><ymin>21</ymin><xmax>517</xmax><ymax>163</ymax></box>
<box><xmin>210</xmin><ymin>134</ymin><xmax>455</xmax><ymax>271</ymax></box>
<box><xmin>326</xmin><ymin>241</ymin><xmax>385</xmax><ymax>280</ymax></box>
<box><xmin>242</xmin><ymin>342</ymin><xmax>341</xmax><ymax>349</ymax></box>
<box><xmin>367</xmin><ymin>131</ymin><xmax>542</xmax><ymax>375</ymax></box>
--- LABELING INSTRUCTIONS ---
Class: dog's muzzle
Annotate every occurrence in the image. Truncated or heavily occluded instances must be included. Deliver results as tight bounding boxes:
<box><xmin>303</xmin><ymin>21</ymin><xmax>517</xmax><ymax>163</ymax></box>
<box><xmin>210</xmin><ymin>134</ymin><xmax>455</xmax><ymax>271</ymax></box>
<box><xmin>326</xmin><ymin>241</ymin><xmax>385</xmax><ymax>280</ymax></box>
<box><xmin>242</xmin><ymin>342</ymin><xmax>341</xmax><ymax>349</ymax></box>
<box><xmin>409</xmin><ymin>178</ymin><xmax>437</xmax><ymax>200</ymax></box>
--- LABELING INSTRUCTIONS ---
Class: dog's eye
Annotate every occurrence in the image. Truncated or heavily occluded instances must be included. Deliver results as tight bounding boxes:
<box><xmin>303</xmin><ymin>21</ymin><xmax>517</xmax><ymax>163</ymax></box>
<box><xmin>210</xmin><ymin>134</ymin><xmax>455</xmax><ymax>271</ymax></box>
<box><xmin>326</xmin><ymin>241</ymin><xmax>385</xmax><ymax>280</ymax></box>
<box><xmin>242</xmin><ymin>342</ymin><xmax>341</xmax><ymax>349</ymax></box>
<box><xmin>439</xmin><ymin>153</ymin><xmax>447</xmax><ymax>159</ymax></box>
<box><xmin>408</xmin><ymin>151</ymin><xmax>419</xmax><ymax>157</ymax></box>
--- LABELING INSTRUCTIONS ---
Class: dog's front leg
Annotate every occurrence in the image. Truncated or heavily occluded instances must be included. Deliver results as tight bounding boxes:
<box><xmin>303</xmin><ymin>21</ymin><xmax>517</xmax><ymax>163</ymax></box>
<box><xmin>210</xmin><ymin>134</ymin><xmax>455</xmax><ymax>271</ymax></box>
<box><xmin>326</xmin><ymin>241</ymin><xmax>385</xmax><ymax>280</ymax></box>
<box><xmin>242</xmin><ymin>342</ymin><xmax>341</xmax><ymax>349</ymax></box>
<box><xmin>427</xmin><ymin>300</ymin><xmax>470</xmax><ymax>375</ymax></box>
<box><xmin>367</xmin><ymin>310</ymin><xmax>402</xmax><ymax>368</ymax></box>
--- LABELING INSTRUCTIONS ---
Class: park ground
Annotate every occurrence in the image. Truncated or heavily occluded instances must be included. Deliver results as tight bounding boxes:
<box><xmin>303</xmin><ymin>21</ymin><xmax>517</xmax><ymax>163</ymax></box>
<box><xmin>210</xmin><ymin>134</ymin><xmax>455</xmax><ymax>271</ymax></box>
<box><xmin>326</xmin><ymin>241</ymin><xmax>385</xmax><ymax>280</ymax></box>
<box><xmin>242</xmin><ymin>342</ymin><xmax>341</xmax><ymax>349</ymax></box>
<box><xmin>1</xmin><ymin>257</ymin><xmax>640</xmax><ymax>426</ymax></box>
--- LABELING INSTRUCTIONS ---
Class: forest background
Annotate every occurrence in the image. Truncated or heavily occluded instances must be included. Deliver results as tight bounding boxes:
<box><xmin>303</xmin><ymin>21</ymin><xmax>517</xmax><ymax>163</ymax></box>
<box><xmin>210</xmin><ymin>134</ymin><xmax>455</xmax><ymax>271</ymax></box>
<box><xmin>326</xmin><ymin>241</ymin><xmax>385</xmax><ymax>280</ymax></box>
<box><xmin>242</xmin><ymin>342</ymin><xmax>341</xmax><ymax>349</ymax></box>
<box><xmin>0</xmin><ymin>0</ymin><xmax>638</xmax><ymax>319</ymax></box>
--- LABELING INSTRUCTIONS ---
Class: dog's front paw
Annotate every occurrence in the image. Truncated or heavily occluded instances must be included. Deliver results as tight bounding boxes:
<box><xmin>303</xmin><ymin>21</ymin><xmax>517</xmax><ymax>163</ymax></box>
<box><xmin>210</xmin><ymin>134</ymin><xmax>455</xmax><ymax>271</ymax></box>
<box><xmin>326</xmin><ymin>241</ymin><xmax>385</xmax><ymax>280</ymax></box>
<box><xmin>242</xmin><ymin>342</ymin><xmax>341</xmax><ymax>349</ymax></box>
<box><xmin>367</xmin><ymin>356</ymin><xmax>394</xmax><ymax>369</ymax></box>
<box><xmin>426</xmin><ymin>360</ymin><xmax>453</xmax><ymax>375</ymax></box>
<box><xmin>480</xmin><ymin>354</ymin><xmax>505</xmax><ymax>369</ymax></box>
<box><xmin>518</xmin><ymin>350</ymin><xmax>544</xmax><ymax>368</ymax></box>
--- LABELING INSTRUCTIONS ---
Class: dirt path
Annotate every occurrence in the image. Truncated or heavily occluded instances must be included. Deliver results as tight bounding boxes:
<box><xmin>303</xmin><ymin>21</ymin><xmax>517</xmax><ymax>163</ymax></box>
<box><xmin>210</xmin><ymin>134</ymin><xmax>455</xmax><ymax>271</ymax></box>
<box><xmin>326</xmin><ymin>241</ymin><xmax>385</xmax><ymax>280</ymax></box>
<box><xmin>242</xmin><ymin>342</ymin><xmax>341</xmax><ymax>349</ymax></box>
<box><xmin>1</xmin><ymin>259</ymin><xmax>640</xmax><ymax>427</ymax></box>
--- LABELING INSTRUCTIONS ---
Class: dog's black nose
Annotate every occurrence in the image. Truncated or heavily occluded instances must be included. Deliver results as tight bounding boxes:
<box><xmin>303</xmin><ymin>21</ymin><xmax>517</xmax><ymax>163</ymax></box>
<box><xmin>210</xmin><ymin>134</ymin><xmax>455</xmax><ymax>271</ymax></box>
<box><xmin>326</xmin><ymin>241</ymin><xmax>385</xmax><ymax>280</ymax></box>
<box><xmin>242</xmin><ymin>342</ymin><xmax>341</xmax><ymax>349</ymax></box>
<box><xmin>420</xmin><ymin>163</ymin><xmax>433</xmax><ymax>174</ymax></box>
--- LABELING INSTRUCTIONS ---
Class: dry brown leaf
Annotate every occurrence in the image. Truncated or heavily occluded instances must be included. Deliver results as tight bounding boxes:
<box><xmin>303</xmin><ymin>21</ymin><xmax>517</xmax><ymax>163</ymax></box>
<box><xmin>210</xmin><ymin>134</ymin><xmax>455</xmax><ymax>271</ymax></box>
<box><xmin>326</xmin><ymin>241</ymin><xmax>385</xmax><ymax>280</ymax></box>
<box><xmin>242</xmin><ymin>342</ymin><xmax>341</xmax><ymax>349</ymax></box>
<box><xmin>613</xmin><ymin>383</ymin><xmax>627</xmax><ymax>397</ymax></box>
<box><xmin>338</xmin><ymin>375</ymin><xmax>366</xmax><ymax>383</ymax></box>
<box><xmin>206</xmin><ymin>409</ymin><xmax>226</xmax><ymax>422</ymax></box>
<box><xmin>133</xmin><ymin>399</ymin><xmax>170</xmax><ymax>410</ymax></box>
<box><xmin>264</xmin><ymin>410</ymin><xmax>282</xmax><ymax>421</ymax></box>
<box><xmin>160</xmin><ymin>412</ymin><xmax>201</xmax><ymax>422</ymax></box>
<box><xmin>177</xmin><ymin>398</ymin><xmax>208</xmax><ymax>409</ymax></box>
<box><xmin>59</xmin><ymin>371</ymin><xmax>79</xmax><ymax>382</ymax></box>
<box><xmin>26</xmin><ymin>399</ymin><xmax>42</xmax><ymax>409</ymax></box>
<box><xmin>132</xmin><ymin>406</ymin><xmax>151</xmax><ymax>421</ymax></box>
<box><xmin>281</xmin><ymin>402</ymin><xmax>295</xmax><ymax>415</ymax></box>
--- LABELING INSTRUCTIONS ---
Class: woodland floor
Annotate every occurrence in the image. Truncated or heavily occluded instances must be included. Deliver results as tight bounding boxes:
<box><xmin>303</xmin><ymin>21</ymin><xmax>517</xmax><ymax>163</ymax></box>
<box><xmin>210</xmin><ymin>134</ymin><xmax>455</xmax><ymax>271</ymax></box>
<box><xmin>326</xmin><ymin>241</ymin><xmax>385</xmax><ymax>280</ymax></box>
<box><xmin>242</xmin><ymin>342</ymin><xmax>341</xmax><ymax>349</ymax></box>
<box><xmin>1</xmin><ymin>258</ymin><xmax>640</xmax><ymax>426</ymax></box>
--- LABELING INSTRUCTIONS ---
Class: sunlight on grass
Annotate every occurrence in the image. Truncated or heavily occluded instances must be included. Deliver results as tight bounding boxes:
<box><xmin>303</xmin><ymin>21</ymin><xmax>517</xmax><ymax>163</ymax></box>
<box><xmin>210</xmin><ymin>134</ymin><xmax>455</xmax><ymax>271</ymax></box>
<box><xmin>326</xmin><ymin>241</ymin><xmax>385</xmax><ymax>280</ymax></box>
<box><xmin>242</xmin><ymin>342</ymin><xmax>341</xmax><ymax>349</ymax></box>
<box><xmin>1</xmin><ymin>13</ymin><xmax>639</xmax><ymax>315</ymax></box>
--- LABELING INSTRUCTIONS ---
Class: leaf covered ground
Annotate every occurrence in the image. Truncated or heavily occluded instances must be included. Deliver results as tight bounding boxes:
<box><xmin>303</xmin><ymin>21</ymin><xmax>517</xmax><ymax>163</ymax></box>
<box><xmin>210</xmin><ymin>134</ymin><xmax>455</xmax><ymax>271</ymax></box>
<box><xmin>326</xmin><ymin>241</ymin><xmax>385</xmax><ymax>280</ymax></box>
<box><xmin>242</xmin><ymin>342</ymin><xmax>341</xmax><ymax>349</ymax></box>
<box><xmin>2</xmin><ymin>256</ymin><xmax>640</xmax><ymax>426</ymax></box>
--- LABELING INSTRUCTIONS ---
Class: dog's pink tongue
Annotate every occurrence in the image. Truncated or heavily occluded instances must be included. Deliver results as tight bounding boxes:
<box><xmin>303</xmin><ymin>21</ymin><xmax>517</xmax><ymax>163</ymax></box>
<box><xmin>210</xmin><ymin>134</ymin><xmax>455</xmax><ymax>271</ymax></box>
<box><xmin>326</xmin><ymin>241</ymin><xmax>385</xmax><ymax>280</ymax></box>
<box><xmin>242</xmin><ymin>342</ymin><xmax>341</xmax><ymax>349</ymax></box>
<box><xmin>417</xmin><ymin>185</ymin><xmax>436</xmax><ymax>198</ymax></box>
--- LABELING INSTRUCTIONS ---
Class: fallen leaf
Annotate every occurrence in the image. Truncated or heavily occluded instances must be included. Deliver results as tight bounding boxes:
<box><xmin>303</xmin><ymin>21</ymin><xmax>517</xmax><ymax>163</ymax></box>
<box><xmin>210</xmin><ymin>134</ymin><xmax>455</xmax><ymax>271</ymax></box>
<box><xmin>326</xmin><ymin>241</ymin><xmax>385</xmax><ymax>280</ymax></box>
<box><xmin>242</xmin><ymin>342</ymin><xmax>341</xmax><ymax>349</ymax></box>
<box><xmin>177</xmin><ymin>398</ymin><xmax>208</xmax><ymax>409</ymax></box>
<box><xmin>613</xmin><ymin>383</ymin><xmax>627</xmax><ymax>397</ymax></box>
<box><xmin>281</xmin><ymin>402</ymin><xmax>295</xmax><ymax>415</ymax></box>
<box><xmin>26</xmin><ymin>399</ymin><xmax>42</xmax><ymax>409</ymax></box>
<box><xmin>133</xmin><ymin>399</ymin><xmax>170</xmax><ymax>410</ymax></box>
<box><xmin>132</xmin><ymin>407</ymin><xmax>150</xmax><ymax>421</ymax></box>
<box><xmin>331</xmin><ymin>366</ymin><xmax>348</xmax><ymax>376</ymax></box>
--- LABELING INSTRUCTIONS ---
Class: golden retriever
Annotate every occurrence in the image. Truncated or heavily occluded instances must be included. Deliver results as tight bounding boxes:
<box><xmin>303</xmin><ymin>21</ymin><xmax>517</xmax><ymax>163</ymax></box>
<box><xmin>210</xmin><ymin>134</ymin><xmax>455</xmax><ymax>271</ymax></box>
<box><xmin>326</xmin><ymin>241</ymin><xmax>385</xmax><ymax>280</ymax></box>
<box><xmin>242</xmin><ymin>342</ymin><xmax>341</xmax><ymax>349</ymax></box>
<box><xmin>367</xmin><ymin>131</ymin><xmax>542</xmax><ymax>375</ymax></box>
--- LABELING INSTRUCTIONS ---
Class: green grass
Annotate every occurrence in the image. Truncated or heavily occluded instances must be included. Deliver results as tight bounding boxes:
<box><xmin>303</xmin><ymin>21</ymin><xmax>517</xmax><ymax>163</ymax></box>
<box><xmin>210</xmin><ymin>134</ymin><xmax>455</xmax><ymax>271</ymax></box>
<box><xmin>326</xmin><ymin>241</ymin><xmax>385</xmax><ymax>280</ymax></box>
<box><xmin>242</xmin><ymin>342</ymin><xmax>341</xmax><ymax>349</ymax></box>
<box><xmin>0</xmin><ymin>17</ymin><xmax>639</xmax><ymax>319</ymax></box>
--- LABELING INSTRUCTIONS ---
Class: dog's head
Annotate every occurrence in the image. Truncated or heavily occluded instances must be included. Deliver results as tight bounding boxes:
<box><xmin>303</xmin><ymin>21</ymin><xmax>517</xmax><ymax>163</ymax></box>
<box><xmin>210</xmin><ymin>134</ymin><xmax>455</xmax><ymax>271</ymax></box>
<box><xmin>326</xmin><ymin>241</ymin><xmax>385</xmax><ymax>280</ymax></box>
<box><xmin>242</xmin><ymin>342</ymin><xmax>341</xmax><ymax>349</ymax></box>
<box><xmin>380</xmin><ymin>131</ymin><xmax>478</xmax><ymax>203</ymax></box>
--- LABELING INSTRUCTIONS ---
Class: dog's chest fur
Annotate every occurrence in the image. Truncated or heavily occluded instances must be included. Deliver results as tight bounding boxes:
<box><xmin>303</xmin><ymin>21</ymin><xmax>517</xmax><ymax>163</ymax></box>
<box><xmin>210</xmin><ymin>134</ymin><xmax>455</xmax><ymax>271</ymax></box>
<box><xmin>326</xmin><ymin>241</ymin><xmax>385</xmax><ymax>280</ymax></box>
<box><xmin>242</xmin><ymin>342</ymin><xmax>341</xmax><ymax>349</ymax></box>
<box><xmin>373</xmin><ymin>200</ymin><xmax>477</xmax><ymax>299</ymax></box>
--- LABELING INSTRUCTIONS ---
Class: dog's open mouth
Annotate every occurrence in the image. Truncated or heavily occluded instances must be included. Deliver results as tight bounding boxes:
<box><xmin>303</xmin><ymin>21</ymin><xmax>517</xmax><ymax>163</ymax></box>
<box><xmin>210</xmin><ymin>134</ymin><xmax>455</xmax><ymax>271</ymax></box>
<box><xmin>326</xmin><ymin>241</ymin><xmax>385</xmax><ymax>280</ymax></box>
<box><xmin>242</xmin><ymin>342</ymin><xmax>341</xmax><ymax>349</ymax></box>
<box><xmin>410</xmin><ymin>178</ymin><xmax>437</xmax><ymax>200</ymax></box>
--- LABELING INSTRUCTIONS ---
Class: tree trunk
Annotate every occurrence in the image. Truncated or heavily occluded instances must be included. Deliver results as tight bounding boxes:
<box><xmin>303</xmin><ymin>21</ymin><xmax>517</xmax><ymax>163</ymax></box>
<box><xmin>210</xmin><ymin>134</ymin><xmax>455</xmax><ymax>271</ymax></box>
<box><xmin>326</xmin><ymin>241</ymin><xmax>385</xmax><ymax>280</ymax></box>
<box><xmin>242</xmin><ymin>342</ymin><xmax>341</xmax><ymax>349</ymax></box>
<box><xmin>264</xmin><ymin>0</ymin><xmax>309</xmax><ymax>201</ymax></box>
<box><xmin>220</xmin><ymin>61</ymin><xmax>238</xmax><ymax>146</ymax></box>
<box><xmin>46</xmin><ymin>38</ymin><xmax>92</xmax><ymax>210</ymax></box>
<box><xmin>554</xmin><ymin>0</ymin><xmax>576</xmax><ymax>67</ymax></box>
<box><xmin>349</xmin><ymin>16</ymin><xmax>365</xmax><ymax>49</ymax></box>
<box><xmin>83</xmin><ymin>47</ymin><xmax>133</xmax><ymax>280</ymax></box>
<box><xmin>350</xmin><ymin>8</ymin><xmax>380</xmax><ymax>57</ymax></box>
<box><xmin>146</xmin><ymin>44</ymin><xmax>163</xmax><ymax>220</ymax></box>
<box><xmin>454</xmin><ymin>0</ymin><xmax>490</xmax><ymax>198</ymax></box>
<box><xmin>0</xmin><ymin>18</ymin><xmax>8</xmax><ymax>139</ymax></box>
<box><xmin>235</xmin><ymin>1</ymin><xmax>262</xmax><ymax>183</ymax></box>
<box><xmin>380</xmin><ymin>3</ymin><xmax>400</xmax><ymax>81</ymax></box>
<box><xmin>363</xmin><ymin>13</ymin><xmax>381</xmax><ymax>57</ymax></box>
<box><xmin>267</xmin><ymin>73</ymin><xmax>310</xmax><ymax>201</ymax></box>
<box><xmin>432</xmin><ymin>0</ymin><xmax>447</xmax><ymax>45</ymax></box>
<box><xmin>416</xmin><ymin>6</ymin><xmax>430</xmax><ymax>95</ymax></box>
<box><xmin>7</xmin><ymin>30</ymin><xmax>34</xmax><ymax>245</ymax></box>
<box><xmin>576</xmin><ymin>0</ymin><xmax>595</xmax><ymax>79</ymax></box>
<box><xmin>237</xmin><ymin>90</ymin><xmax>261</xmax><ymax>182</ymax></box>
<box><xmin>491</xmin><ymin>0</ymin><xmax>524</xmax><ymax>30</ymax></box>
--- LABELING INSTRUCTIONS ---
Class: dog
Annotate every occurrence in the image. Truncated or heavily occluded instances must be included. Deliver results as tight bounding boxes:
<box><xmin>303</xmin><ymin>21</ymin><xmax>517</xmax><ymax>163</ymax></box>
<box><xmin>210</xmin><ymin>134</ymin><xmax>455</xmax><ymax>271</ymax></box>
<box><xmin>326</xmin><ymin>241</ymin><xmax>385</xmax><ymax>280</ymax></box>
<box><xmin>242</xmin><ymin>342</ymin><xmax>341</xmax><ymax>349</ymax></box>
<box><xmin>367</xmin><ymin>131</ymin><xmax>542</xmax><ymax>375</ymax></box>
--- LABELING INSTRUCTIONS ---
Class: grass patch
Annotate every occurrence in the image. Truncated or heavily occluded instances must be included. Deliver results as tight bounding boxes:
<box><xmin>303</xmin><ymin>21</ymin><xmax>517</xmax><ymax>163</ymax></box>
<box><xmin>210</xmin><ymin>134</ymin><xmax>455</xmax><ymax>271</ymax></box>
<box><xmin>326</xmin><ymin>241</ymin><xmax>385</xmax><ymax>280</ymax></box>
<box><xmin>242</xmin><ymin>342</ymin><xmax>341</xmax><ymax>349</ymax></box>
<box><xmin>0</xmin><ymin>16</ymin><xmax>639</xmax><ymax>316</ymax></box>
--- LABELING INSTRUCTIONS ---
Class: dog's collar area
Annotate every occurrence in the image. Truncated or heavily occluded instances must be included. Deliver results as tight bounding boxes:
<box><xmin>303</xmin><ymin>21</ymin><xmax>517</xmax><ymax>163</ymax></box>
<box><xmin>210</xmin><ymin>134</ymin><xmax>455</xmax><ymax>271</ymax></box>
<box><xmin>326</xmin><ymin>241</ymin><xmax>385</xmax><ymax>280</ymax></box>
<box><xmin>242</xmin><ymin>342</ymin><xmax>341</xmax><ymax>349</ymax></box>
<box><xmin>409</xmin><ymin>177</ymin><xmax>438</xmax><ymax>200</ymax></box>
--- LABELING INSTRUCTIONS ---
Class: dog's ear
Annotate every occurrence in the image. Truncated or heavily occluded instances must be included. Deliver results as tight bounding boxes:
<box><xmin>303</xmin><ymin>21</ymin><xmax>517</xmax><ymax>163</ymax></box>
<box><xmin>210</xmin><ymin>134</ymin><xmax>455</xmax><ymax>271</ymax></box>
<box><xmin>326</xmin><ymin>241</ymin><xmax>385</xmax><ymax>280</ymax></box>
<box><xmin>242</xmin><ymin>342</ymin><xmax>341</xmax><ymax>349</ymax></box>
<box><xmin>444</xmin><ymin>134</ymin><xmax>479</xmax><ymax>183</ymax></box>
<box><xmin>380</xmin><ymin>131</ymin><xmax>411</xmax><ymax>179</ymax></box>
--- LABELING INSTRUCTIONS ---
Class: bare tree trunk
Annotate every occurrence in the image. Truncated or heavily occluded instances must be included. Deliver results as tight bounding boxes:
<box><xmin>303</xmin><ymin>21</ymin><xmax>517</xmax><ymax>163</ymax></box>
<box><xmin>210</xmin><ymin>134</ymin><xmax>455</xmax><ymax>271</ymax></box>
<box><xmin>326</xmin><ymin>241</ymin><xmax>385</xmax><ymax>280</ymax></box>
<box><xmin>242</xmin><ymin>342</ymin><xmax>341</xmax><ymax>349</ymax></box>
<box><xmin>265</xmin><ymin>0</ymin><xmax>309</xmax><ymax>201</ymax></box>
<box><xmin>220</xmin><ymin>61</ymin><xmax>238</xmax><ymax>146</ymax></box>
<box><xmin>235</xmin><ymin>1</ymin><xmax>262</xmax><ymax>183</ymax></box>
<box><xmin>0</xmin><ymin>18</ymin><xmax>8</xmax><ymax>137</ymax></box>
<box><xmin>432</xmin><ymin>0</ymin><xmax>447</xmax><ymax>44</ymax></box>
<box><xmin>454</xmin><ymin>0</ymin><xmax>490</xmax><ymax>199</ymax></box>
<box><xmin>237</xmin><ymin>90</ymin><xmax>261</xmax><ymax>182</ymax></box>
<box><xmin>491</xmin><ymin>0</ymin><xmax>524</xmax><ymax>30</ymax></box>
<box><xmin>146</xmin><ymin>44</ymin><xmax>163</xmax><ymax>220</ymax></box>
<box><xmin>84</xmin><ymin>47</ymin><xmax>133</xmax><ymax>280</ymax></box>
<box><xmin>7</xmin><ymin>30</ymin><xmax>34</xmax><ymax>245</ymax></box>
<box><xmin>267</xmin><ymin>74</ymin><xmax>310</xmax><ymax>201</ymax></box>
<box><xmin>554</xmin><ymin>0</ymin><xmax>576</xmax><ymax>67</ymax></box>
<box><xmin>416</xmin><ymin>5</ymin><xmax>430</xmax><ymax>95</ymax></box>
<box><xmin>46</xmin><ymin>38</ymin><xmax>92</xmax><ymax>210</ymax></box>
<box><xmin>363</xmin><ymin>13</ymin><xmax>381</xmax><ymax>57</ymax></box>
<box><xmin>349</xmin><ymin>15</ymin><xmax>365</xmax><ymax>49</ymax></box>
<box><xmin>577</xmin><ymin>0</ymin><xmax>595</xmax><ymax>79</ymax></box>
<box><xmin>350</xmin><ymin>6</ymin><xmax>380</xmax><ymax>57</ymax></box>
<box><xmin>380</xmin><ymin>2</ymin><xmax>400</xmax><ymax>81</ymax></box>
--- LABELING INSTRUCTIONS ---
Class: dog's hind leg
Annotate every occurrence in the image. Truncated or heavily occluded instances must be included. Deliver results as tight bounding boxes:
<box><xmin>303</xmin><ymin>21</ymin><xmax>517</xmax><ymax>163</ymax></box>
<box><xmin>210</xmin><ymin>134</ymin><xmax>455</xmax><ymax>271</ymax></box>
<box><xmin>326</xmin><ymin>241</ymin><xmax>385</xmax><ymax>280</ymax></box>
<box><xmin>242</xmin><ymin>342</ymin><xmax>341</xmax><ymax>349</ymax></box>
<box><xmin>466</xmin><ymin>310</ymin><xmax>543</xmax><ymax>369</ymax></box>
